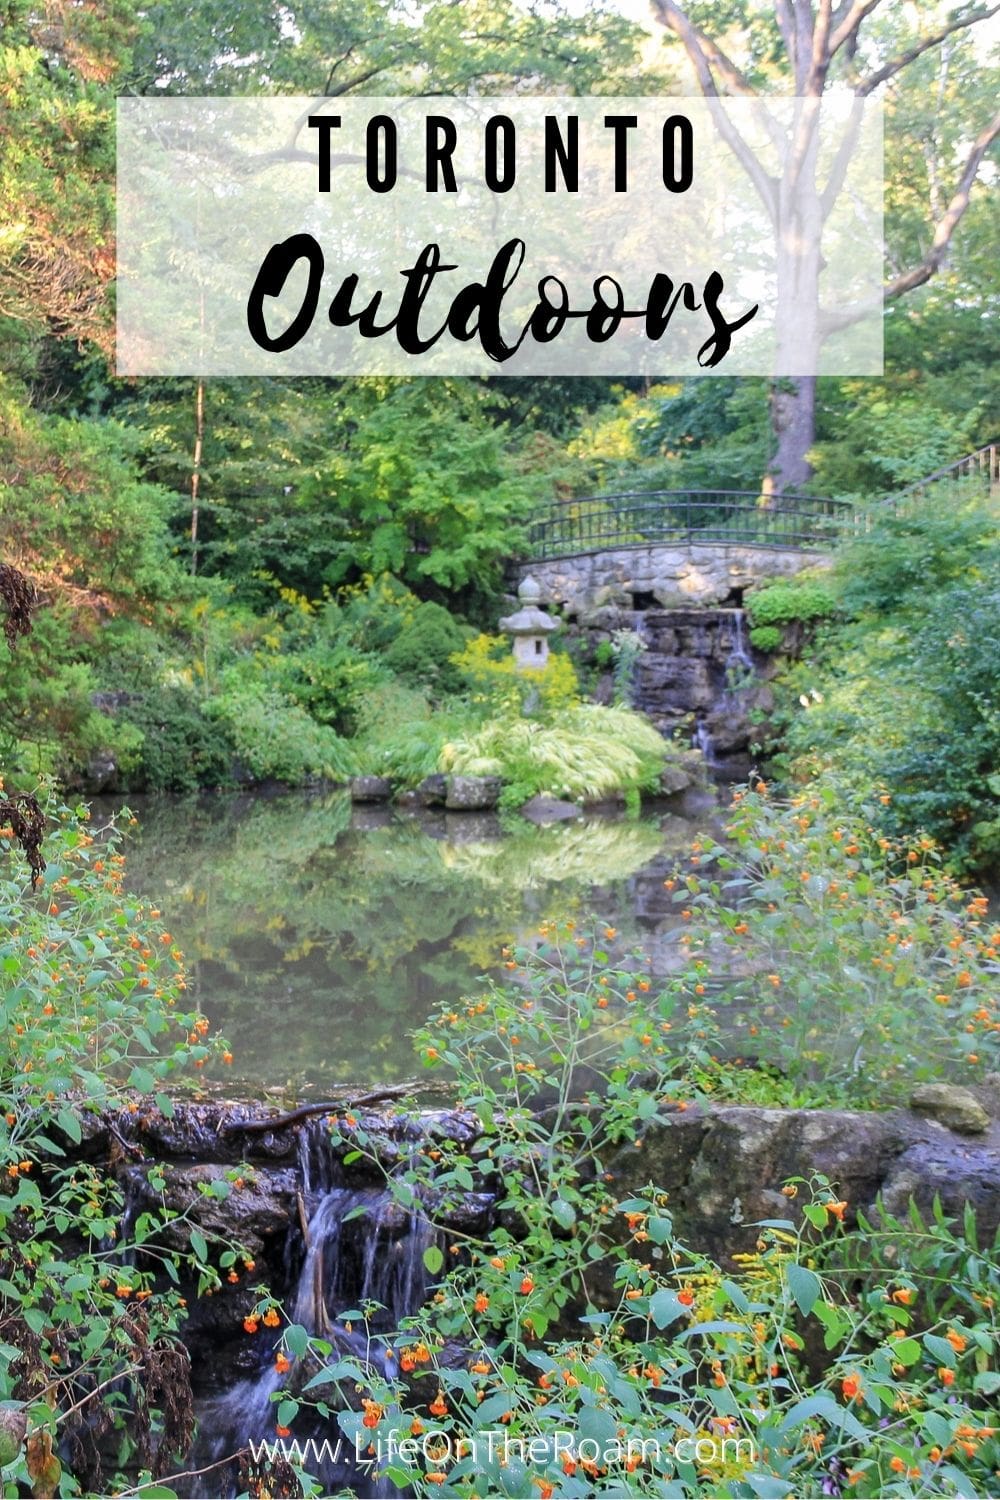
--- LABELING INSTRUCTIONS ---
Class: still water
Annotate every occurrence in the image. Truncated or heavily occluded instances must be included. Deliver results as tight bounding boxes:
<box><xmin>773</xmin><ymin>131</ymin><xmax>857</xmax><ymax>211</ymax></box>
<box><xmin>97</xmin><ymin>789</ymin><xmax>721</xmax><ymax>1094</ymax></box>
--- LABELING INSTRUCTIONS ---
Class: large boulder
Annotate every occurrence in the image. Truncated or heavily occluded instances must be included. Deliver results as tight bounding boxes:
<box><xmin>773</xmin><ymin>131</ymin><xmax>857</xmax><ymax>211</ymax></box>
<box><xmin>350</xmin><ymin>775</ymin><xmax>393</xmax><ymax>802</ymax></box>
<box><xmin>445</xmin><ymin>775</ymin><xmax>501</xmax><ymax>811</ymax></box>
<box><xmin>608</xmin><ymin>1103</ymin><xmax>1000</xmax><ymax>1264</ymax></box>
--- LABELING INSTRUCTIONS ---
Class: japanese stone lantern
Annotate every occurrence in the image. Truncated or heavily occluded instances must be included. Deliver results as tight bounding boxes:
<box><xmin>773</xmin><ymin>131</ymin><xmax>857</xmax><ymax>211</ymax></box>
<box><xmin>499</xmin><ymin>575</ymin><xmax>560</xmax><ymax>670</ymax></box>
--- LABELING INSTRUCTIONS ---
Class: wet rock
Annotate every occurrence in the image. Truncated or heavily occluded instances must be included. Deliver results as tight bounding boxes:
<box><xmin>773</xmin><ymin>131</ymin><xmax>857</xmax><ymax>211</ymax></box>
<box><xmin>445</xmin><ymin>775</ymin><xmax>501</xmax><ymax>811</ymax></box>
<box><xmin>85</xmin><ymin>749</ymin><xmax>119</xmax><ymax>794</ymax></box>
<box><xmin>519</xmin><ymin>795</ymin><xmax>581</xmax><ymax>825</ymax></box>
<box><xmin>909</xmin><ymin>1084</ymin><xmax>990</xmax><ymax>1135</ymax></box>
<box><xmin>350</xmin><ymin>775</ymin><xmax>393</xmax><ymax>802</ymax></box>
<box><xmin>659</xmin><ymin>752</ymin><xmax>704</xmax><ymax>795</ymax></box>
<box><xmin>120</xmin><ymin>1161</ymin><xmax>299</xmax><ymax>1257</ymax></box>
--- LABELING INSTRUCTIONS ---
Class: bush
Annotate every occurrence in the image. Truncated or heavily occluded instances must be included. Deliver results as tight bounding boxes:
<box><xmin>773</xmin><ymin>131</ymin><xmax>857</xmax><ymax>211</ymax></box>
<box><xmin>746</xmin><ymin>577</ymin><xmax>837</xmax><ymax>628</ymax></box>
<box><xmin>202</xmin><ymin>687</ymin><xmax>356</xmax><ymax>785</ymax></box>
<box><xmin>0</xmin><ymin>797</ymin><xmax>242</xmax><ymax>1495</ymax></box>
<box><xmin>452</xmin><ymin>633</ymin><xmax>580</xmax><ymax>714</ymax></box>
<box><xmin>748</xmin><ymin>623</ymin><xmax>782</xmax><ymax>653</ymax></box>
<box><xmin>384</xmin><ymin>601</ymin><xmax>470</xmax><ymax>694</ymax></box>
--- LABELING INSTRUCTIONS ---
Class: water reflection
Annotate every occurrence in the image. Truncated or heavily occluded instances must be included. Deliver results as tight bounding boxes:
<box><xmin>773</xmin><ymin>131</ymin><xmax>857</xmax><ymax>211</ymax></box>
<box><xmin>97</xmin><ymin>789</ymin><xmax>719</xmax><ymax>1092</ymax></box>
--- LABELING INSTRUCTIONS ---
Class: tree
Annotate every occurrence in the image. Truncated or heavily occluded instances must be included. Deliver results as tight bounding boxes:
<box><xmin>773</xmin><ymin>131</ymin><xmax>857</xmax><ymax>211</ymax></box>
<box><xmin>650</xmin><ymin>1</ymin><xmax>1000</xmax><ymax>491</ymax></box>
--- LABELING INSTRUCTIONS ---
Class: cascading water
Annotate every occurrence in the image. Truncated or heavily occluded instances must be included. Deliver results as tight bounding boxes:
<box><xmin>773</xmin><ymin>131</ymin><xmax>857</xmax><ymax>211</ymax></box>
<box><xmin>725</xmin><ymin>609</ymin><xmax>753</xmax><ymax>676</ymax></box>
<box><xmin>629</xmin><ymin>605</ymin><xmax>762</xmax><ymax>765</ymax></box>
<box><xmin>190</xmin><ymin>1121</ymin><xmax>443</xmax><ymax>1497</ymax></box>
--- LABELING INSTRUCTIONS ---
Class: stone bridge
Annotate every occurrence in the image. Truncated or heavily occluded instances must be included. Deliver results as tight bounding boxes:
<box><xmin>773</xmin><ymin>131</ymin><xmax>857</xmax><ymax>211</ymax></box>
<box><xmin>515</xmin><ymin>538</ymin><xmax>829</xmax><ymax>617</ymax></box>
<box><xmin>514</xmin><ymin>447</ymin><xmax>999</xmax><ymax>617</ymax></box>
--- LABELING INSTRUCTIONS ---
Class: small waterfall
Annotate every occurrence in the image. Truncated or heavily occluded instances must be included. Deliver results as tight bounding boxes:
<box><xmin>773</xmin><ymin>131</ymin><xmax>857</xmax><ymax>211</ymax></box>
<box><xmin>692</xmin><ymin>718</ymin><xmax>716</xmax><ymax>765</ymax></box>
<box><xmin>725</xmin><ymin>608</ymin><xmax>753</xmax><ymax>677</ymax></box>
<box><xmin>191</xmin><ymin>1121</ymin><xmax>443</xmax><ymax>1497</ymax></box>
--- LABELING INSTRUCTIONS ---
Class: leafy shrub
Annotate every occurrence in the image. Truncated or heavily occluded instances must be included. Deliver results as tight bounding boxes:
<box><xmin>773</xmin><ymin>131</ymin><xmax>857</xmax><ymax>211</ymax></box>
<box><xmin>748</xmin><ymin>623</ymin><xmax>782</xmax><ymax>652</ymax></box>
<box><xmin>746</xmin><ymin>577</ymin><xmax>837</xmax><ymax>628</ymax></box>
<box><xmin>0</xmin><ymin>798</ymin><xmax>241</xmax><ymax>1494</ymax></box>
<box><xmin>116</xmin><ymin>683</ymin><xmax>237</xmax><ymax>792</ymax></box>
<box><xmin>452</xmin><ymin>633</ymin><xmax>580</xmax><ymax>714</ymax></box>
<box><xmin>384</xmin><ymin>601</ymin><xmax>470</xmax><ymax>693</ymax></box>
<box><xmin>202</xmin><ymin>687</ymin><xmax>356</xmax><ymax>785</ymax></box>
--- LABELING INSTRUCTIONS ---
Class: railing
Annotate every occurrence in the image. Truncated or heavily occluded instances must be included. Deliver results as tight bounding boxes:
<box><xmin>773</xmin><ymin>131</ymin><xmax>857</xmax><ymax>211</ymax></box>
<box><xmin>523</xmin><ymin>443</ymin><xmax>999</xmax><ymax>561</ymax></box>
<box><xmin>525</xmin><ymin>490</ymin><xmax>854</xmax><ymax>561</ymax></box>
<box><xmin>867</xmin><ymin>440</ymin><xmax>999</xmax><ymax>521</ymax></box>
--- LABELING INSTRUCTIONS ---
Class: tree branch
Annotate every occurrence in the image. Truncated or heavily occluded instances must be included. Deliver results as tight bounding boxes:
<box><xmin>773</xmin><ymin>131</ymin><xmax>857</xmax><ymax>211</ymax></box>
<box><xmin>651</xmin><ymin>0</ymin><xmax>778</xmax><ymax>222</ymax></box>
<box><xmin>829</xmin><ymin>0</ymin><xmax>884</xmax><ymax>57</ymax></box>
<box><xmin>884</xmin><ymin>108</ymin><xmax>1000</xmax><ymax>301</ymax></box>
<box><xmin>857</xmin><ymin>4</ymin><xmax>1000</xmax><ymax>95</ymax></box>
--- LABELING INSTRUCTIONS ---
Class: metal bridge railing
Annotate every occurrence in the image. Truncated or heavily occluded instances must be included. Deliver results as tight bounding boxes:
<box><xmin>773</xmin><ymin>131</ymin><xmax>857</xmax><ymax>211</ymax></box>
<box><xmin>524</xmin><ymin>490</ymin><xmax>854</xmax><ymax>561</ymax></box>
<box><xmin>864</xmin><ymin>440</ymin><xmax>1000</xmax><ymax>525</ymax></box>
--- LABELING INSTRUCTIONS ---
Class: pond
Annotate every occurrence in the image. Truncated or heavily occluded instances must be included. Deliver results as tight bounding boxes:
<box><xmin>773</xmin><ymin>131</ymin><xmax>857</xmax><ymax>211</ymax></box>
<box><xmin>95</xmin><ymin>789</ymin><xmax>723</xmax><ymax>1095</ymax></box>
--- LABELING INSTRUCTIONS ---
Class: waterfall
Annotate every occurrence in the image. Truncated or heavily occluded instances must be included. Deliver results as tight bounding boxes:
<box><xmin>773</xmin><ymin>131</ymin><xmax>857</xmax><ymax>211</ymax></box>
<box><xmin>190</xmin><ymin>1121</ymin><xmax>442</xmax><ymax>1497</ymax></box>
<box><xmin>725</xmin><ymin>608</ymin><xmax>753</xmax><ymax>676</ymax></box>
<box><xmin>692</xmin><ymin>718</ymin><xmax>716</xmax><ymax>764</ymax></box>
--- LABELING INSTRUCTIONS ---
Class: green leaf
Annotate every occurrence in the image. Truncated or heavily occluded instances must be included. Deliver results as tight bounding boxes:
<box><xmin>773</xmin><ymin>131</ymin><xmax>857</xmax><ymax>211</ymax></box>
<box><xmin>423</xmin><ymin>1245</ymin><xmax>444</xmax><ymax>1275</ymax></box>
<box><xmin>923</xmin><ymin>1332</ymin><xmax>956</xmax><ymax>1369</ymax></box>
<box><xmin>649</xmin><ymin>1289</ymin><xmax>684</xmax><ymax>1329</ymax></box>
<box><xmin>786</xmin><ymin>1263</ymin><xmax>821</xmax><ymax>1318</ymax></box>
<box><xmin>891</xmin><ymin>1338</ymin><xmax>921</xmax><ymax>1367</ymax></box>
<box><xmin>56</xmin><ymin>1109</ymin><xmax>81</xmax><ymax>1145</ymax></box>
<box><xmin>285</xmin><ymin>1324</ymin><xmax>311</xmax><ymax>1358</ymax></box>
<box><xmin>276</xmin><ymin>1399</ymin><xmax>299</xmax><ymax>1428</ymax></box>
<box><xmin>189</xmin><ymin>1229</ymin><xmax>209</xmax><ymax>1264</ymax></box>
<box><xmin>551</xmin><ymin>1199</ymin><xmax>576</xmax><ymax>1230</ymax></box>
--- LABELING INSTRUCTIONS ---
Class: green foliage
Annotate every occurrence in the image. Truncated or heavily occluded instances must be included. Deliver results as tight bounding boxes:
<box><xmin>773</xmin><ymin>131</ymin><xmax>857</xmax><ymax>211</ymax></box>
<box><xmin>746</xmin><ymin>578</ymin><xmax>837</xmax><ymax>629</ymax></box>
<box><xmin>771</xmin><ymin>496</ymin><xmax>1000</xmax><ymax>872</ymax></box>
<box><xmin>0</xmin><ymin>796</ymin><xmax>238</xmax><ymax>1495</ymax></box>
<box><xmin>202</xmin><ymin>686</ymin><xmax>356</xmax><ymax>785</ymax></box>
<box><xmin>384</xmin><ymin>602</ymin><xmax>471</xmax><ymax>694</ymax></box>
<box><xmin>674</xmin><ymin>784</ymin><xmax>997</xmax><ymax>1102</ymax></box>
<box><xmin>440</xmin><ymin>705</ymin><xmax>667</xmax><ymax>807</ymax></box>
<box><xmin>748</xmin><ymin>624</ymin><xmax>782</xmax><ymax>653</ymax></box>
<box><xmin>277</xmin><ymin>906</ymin><xmax>1000</xmax><ymax>1498</ymax></box>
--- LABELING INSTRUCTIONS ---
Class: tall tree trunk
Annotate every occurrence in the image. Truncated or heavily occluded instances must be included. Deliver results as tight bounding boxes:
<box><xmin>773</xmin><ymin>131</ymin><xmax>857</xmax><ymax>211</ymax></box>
<box><xmin>190</xmin><ymin>376</ymin><xmax>204</xmax><ymax>576</ymax></box>
<box><xmin>765</xmin><ymin>376</ymin><xmax>816</xmax><ymax>495</ymax></box>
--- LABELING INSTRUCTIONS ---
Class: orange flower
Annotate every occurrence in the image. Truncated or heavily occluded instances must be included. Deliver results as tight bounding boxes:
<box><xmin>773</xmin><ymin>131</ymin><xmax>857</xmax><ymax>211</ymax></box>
<box><xmin>275</xmin><ymin>1425</ymin><xmax>291</xmax><ymax>1438</ymax></box>
<box><xmin>426</xmin><ymin>1474</ymin><xmax>446</xmax><ymax>1486</ymax></box>
<box><xmin>841</xmin><ymin>1373</ymin><xmax>862</xmax><ymax>1402</ymax></box>
<box><xmin>243</xmin><ymin>1316</ymin><xmax>259</xmax><ymax>1334</ymax></box>
<box><xmin>890</xmin><ymin>1457</ymin><xmax>905</xmax><ymax>1473</ymax></box>
<box><xmin>945</xmin><ymin>1329</ymin><xmax>967</xmax><ymax>1352</ymax></box>
<box><xmin>520</xmin><ymin>1276</ymin><xmax>534</xmax><ymax>1295</ymax></box>
<box><xmin>473</xmin><ymin>1293</ymin><xmax>489</xmax><ymax>1313</ymax></box>
<box><xmin>827</xmin><ymin>1200</ymin><xmax>847</xmax><ymax>1221</ymax></box>
<box><xmin>263</xmin><ymin>1308</ymin><xmax>281</xmax><ymax>1327</ymax></box>
<box><xmin>939</xmin><ymin>1367</ymin><xmax>955</xmax><ymax>1386</ymax></box>
<box><xmin>275</xmin><ymin>1353</ymin><xmax>291</xmax><ymax>1374</ymax></box>
<box><xmin>429</xmin><ymin>1393</ymin><xmax>448</xmax><ymax>1418</ymax></box>
<box><xmin>891</xmin><ymin>1287</ymin><xmax>915</xmax><ymax>1305</ymax></box>
<box><xmin>677</xmin><ymin>1288</ymin><xmax>695</xmax><ymax>1307</ymax></box>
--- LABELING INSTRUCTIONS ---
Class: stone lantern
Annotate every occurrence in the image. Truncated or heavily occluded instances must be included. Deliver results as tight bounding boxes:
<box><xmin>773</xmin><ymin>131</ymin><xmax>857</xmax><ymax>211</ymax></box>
<box><xmin>499</xmin><ymin>575</ymin><xmax>560</xmax><ymax>670</ymax></box>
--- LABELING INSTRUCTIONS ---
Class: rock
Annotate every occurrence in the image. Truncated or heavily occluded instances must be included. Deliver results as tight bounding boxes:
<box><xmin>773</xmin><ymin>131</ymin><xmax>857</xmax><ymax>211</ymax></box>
<box><xmin>85</xmin><ymin>749</ymin><xmax>119</xmax><ymax>793</ymax></box>
<box><xmin>519</xmin><ymin>795</ymin><xmax>581</xmax><ymax>825</ymax></box>
<box><xmin>350</xmin><ymin>775</ymin><xmax>393</xmax><ymax>802</ymax></box>
<box><xmin>445</xmin><ymin>775</ymin><xmax>501</xmax><ymax>811</ymax></box>
<box><xmin>119</xmin><ymin>1161</ymin><xmax>299</xmax><ymax>1258</ymax></box>
<box><xmin>909</xmin><ymin>1084</ymin><xmax>990</xmax><ymax>1135</ymax></box>
<box><xmin>415</xmin><ymin>773</ymin><xmax>449</xmax><ymax>807</ymax></box>
<box><xmin>607</xmin><ymin>1102</ymin><xmax>1000</xmax><ymax>1266</ymax></box>
<box><xmin>660</xmin><ymin>757</ymin><xmax>699</xmax><ymax>795</ymax></box>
